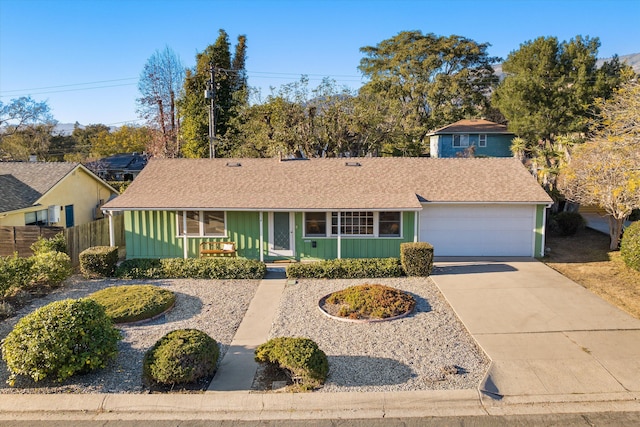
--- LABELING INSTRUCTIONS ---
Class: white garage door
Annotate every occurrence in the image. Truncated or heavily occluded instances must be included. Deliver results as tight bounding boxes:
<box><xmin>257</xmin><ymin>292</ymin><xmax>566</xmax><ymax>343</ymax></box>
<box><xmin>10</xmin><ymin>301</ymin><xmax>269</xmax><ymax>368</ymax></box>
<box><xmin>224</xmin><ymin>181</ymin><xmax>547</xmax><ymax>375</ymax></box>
<box><xmin>419</xmin><ymin>204</ymin><xmax>536</xmax><ymax>256</ymax></box>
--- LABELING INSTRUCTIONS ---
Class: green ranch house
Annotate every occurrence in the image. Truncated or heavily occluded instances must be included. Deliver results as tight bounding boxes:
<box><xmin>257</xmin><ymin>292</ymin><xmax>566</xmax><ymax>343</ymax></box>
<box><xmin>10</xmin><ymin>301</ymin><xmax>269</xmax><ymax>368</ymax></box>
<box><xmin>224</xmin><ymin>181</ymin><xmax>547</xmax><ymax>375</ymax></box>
<box><xmin>101</xmin><ymin>157</ymin><xmax>552</xmax><ymax>261</ymax></box>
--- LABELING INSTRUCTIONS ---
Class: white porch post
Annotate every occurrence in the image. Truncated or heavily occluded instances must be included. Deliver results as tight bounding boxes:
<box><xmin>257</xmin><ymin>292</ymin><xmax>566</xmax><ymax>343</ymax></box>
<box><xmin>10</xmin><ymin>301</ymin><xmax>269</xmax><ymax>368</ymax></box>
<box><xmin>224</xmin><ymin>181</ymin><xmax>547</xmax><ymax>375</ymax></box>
<box><xmin>414</xmin><ymin>211</ymin><xmax>419</xmax><ymax>242</ymax></box>
<box><xmin>337</xmin><ymin>211</ymin><xmax>342</xmax><ymax>259</ymax></box>
<box><xmin>259</xmin><ymin>211</ymin><xmax>264</xmax><ymax>262</ymax></box>
<box><xmin>182</xmin><ymin>210</ymin><xmax>188</xmax><ymax>259</ymax></box>
<box><xmin>107</xmin><ymin>210</ymin><xmax>115</xmax><ymax>247</ymax></box>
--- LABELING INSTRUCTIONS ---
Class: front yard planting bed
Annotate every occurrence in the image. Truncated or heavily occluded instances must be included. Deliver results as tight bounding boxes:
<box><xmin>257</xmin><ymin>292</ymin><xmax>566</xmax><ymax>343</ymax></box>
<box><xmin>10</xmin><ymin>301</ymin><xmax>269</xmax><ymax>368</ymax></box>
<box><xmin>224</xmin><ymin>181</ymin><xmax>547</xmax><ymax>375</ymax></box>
<box><xmin>0</xmin><ymin>276</ymin><xmax>259</xmax><ymax>393</ymax></box>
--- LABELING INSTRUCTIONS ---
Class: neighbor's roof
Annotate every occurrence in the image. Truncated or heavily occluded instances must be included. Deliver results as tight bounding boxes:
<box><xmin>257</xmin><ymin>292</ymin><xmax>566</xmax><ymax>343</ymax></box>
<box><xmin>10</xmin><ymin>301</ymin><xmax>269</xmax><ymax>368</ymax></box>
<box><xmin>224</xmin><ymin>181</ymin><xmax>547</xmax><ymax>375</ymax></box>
<box><xmin>102</xmin><ymin>157</ymin><xmax>551</xmax><ymax>211</ymax></box>
<box><xmin>427</xmin><ymin>119</ymin><xmax>513</xmax><ymax>135</ymax></box>
<box><xmin>0</xmin><ymin>162</ymin><xmax>117</xmax><ymax>213</ymax></box>
<box><xmin>0</xmin><ymin>162</ymin><xmax>79</xmax><ymax>213</ymax></box>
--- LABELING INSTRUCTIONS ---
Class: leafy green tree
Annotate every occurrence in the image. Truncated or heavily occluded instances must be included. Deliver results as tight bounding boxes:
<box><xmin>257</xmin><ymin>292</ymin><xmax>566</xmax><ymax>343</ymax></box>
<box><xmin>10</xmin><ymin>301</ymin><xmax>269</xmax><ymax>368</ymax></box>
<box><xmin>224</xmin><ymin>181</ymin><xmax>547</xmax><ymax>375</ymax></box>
<box><xmin>72</xmin><ymin>123</ymin><xmax>111</xmax><ymax>159</ymax></box>
<box><xmin>90</xmin><ymin>125</ymin><xmax>151</xmax><ymax>157</ymax></box>
<box><xmin>358</xmin><ymin>31</ymin><xmax>499</xmax><ymax>154</ymax></box>
<box><xmin>0</xmin><ymin>97</ymin><xmax>56</xmax><ymax>160</ymax></box>
<box><xmin>492</xmin><ymin>36</ymin><xmax>632</xmax><ymax>195</ymax></box>
<box><xmin>179</xmin><ymin>30</ymin><xmax>247</xmax><ymax>158</ymax></box>
<box><xmin>137</xmin><ymin>46</ymin><xmax>185</xmax><ymax>158</ymax></box>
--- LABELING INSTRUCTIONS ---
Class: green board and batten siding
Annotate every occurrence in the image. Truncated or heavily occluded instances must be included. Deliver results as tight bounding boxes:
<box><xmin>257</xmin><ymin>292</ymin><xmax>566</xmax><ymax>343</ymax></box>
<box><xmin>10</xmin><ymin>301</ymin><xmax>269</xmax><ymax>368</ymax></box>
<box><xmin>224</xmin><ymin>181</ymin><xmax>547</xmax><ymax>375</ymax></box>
<box><xmin>124</xmin><ymin>210</ymin><xmax>415</xmax><ymax>260</ymax></box>
<box><xmin>125</xmin><ymin>211</ymin><xmax>262</xmax><ymax>259</ymax></box>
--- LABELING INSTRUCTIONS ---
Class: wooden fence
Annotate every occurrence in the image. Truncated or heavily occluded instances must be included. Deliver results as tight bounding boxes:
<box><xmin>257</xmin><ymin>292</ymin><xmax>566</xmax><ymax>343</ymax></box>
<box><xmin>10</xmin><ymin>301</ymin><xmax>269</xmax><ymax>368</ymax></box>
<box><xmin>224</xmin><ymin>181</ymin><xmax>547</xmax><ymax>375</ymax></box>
<box><xmin>64</xmin><ymin>215</ymin><xmax>125</xmax><ymax>265</ymax></box>
<box><xmin>0</xmin><ymin>226</ymin><xmax>64</xmax><ymax>257</ymax></box>
<box><xmin>0</xmin><ymin>215</ymin><xmax>125</xmax><ymax>265</ymax></box>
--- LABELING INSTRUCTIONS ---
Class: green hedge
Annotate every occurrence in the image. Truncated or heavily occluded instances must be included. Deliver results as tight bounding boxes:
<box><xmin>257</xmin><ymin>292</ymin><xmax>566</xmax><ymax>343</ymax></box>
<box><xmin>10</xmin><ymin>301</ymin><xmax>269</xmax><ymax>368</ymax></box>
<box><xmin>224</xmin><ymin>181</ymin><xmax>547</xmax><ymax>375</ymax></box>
<box><xmin>116</xmin><ymin>257</ymin><xmax>266</xmax><ymax>279</ymax></box>
<box><xmin>1</xmin><ymin>298</ymin><xmax>121</xmax><ymax>385</ymax></box>
<box><xmin>621</xmin><ymin>221</ymin><xmax>640</xmax><ymax>271</ymax></box>
<box><xmin>400</xmin><ymin>242</ymin><xmax>434</xmax><ymax>277</ymax></box>
<box><xmin>548</xmin><ymin>212</ymin><xmax>586</xmax><ymax>236</ymax></box>
<box><xmin>286</xmin><ymin>258</ymin><xmax>403</xmax><ymax>279</ymax></box>
<box><xmin>0</xmin><ymin>255</ymin><xmax>34</xmax><ymax>297</ymax></box>
<box><xmin>255</xmin><ymin>337</ymin><xmax>328</xmax><ymax>391</ymax></box>
<box><xmin>30</xmin><ymin>233</ymin><xmax>67</xmax><ymax>255</ymax></box>
<box><xmin>80</xmin><ymin>246</ymin><xmax>119</xmax><ymax>278</ymax></box>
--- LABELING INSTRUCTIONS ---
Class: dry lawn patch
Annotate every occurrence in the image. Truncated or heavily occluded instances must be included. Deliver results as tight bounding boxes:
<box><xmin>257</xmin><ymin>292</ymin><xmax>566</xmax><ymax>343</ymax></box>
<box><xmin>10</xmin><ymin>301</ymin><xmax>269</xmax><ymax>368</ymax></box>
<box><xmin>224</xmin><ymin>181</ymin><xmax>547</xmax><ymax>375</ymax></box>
<box><xmin>544</xmin><ymin>227</ymin><xmax>640</xmax><ymax>319</ymax></box>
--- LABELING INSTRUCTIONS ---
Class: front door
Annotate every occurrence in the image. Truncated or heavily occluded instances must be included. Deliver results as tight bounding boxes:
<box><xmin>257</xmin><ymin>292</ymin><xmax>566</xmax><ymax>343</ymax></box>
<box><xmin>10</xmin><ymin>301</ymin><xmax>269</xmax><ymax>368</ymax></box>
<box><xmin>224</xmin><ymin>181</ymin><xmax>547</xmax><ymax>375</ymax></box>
<box><xmin>269</xmin><ymin>212</ymin><xmax>294</xmax><ymax>257</ymax></box>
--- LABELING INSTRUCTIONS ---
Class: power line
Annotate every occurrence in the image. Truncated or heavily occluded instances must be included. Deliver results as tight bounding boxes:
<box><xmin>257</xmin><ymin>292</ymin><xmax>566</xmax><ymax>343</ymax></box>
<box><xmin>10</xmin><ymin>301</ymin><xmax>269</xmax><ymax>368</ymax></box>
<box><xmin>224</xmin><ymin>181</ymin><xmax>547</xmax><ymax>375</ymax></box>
<box><xmin>0</xmin><ymin>78</ymin><xmax>138</xmax><ymax>93</ymax></box>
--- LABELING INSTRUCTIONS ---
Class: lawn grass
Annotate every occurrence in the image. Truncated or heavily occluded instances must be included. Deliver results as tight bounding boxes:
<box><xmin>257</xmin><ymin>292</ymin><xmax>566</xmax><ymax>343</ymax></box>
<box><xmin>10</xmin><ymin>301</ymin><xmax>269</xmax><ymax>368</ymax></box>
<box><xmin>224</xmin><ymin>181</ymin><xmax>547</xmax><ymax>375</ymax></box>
<box><xmin>543</xmin><ymin>227</ymin><xmax>640</xmax><ymax>319</ymax></box>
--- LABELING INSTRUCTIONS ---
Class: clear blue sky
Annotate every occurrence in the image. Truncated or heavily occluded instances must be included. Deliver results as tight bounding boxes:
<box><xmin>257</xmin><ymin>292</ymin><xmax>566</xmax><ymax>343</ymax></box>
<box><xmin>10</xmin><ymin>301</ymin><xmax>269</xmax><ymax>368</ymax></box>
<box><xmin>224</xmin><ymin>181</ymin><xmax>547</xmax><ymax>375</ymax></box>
<box><xmin>1</xmin><ymin>0</ymin><xmax>638</xmax><ymax>126</ymax></box>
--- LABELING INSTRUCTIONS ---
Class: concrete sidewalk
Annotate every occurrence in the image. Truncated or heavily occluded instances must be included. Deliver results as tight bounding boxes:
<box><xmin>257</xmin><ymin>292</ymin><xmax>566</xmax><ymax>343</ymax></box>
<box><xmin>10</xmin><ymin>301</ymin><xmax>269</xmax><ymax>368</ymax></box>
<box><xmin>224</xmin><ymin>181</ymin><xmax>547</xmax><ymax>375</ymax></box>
<box><xmin>430</xmin><ymin>258</ymin><xmax>640</xmax><ymax>404</ymax></box>
<box><xmin>207</xmin><ymin>266</ymin><xmax>286</xmax><ymax>391</ymax></box>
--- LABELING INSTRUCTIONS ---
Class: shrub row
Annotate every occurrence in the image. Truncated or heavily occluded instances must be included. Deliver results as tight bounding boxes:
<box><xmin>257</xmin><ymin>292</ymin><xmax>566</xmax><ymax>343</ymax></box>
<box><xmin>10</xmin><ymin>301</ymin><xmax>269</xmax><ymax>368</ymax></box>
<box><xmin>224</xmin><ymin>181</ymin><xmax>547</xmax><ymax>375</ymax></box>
<box><xmin>548</xmin><ymin>211</ymin><xmax>586</xmax><ymax>237</ymax></box>
<box><xmin>116</xmin><ymin>257</ymin><xmax>266</xmax><ymax>280</ymax></box>
<box><xmin>286</xmin><ymin>258</ymin><xmax>403</xmax><ymax>279</ymax></box>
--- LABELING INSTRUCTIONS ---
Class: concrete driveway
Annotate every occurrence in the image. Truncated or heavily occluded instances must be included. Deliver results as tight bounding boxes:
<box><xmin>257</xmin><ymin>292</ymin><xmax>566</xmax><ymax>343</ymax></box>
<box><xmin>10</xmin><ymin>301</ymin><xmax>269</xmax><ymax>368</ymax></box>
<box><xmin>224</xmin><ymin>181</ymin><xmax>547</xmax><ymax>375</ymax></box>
<box><xmin>430</xmin><ymin>258</ymin><xmax>640</xmax><ymax>401</ymax></box>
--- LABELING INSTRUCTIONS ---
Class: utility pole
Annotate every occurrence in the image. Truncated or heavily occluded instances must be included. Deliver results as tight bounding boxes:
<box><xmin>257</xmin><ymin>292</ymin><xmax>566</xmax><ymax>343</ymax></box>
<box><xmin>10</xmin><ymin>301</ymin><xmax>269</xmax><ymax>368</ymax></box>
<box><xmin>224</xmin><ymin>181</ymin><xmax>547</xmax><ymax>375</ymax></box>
<box><xmin>205</xmin><ymin>63</ymin><xmax>216</xmax><ymax>158</ymax></box>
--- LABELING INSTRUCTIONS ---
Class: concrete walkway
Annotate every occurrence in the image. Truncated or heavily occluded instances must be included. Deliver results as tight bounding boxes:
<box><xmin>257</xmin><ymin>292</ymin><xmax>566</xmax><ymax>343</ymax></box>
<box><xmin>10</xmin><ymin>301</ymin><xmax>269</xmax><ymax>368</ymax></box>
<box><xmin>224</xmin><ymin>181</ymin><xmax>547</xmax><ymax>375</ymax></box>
<box><xmin>207</xmin><ymin>266</ymin><xmax>286</xmax><ymax>391</ymax></box>
<box><xmin>430</xmin><ymin>258</ymin><xmax>640</xmax><ymax>404</ymax></box>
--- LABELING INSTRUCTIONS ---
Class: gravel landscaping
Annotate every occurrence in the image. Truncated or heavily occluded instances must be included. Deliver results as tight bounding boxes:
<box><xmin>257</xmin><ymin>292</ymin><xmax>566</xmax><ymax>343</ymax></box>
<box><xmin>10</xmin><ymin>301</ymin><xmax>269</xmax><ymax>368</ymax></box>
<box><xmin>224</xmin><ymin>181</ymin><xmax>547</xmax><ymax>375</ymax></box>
<box><xmin>0</xmin><ymin>274</ymin><xmax>490</xmax><ymax>394</ymax></box>
<box><xmin>267</xmin><ymin>277</ymin><xmax>490</xmax><ymax>392</ymax></box>
<box><xmin>0</xmin><ymin>276</ymin><xmax>259</xmax><ymax>394</ymax></box>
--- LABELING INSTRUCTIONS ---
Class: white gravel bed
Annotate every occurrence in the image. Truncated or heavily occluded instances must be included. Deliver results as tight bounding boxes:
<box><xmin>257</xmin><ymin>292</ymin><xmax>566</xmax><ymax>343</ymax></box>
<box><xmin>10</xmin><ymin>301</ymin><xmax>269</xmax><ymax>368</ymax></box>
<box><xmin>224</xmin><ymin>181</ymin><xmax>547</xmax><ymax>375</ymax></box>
<box><xmin>268</xmin><ymin>277</ymin><xmax>490</xmax><ymax>392</ymax></box>
<box><xmin>0</xmin><ymin>276</ymin><xmax>259</xmax><ymax>394</ymax></box>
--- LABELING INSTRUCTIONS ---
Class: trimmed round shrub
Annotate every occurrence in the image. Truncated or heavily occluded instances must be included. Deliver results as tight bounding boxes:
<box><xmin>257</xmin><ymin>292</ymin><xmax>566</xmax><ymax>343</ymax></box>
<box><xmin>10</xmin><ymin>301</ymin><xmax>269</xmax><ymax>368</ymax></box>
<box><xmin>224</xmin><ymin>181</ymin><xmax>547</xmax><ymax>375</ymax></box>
<box><xmin>621</xmin><ymin>221</ymin><xmax>640</xmax><ymax>271</ymax></box>
<box><xmin>1</xmin><ymin>298</ymin><xmax>122</xmax><ymax>385</ymax></box>
<box><xmin>143</xmin><ymin>329</ymin><xmax>219</xmax><ymax>385</ymax></box>
<box><xmin>80</xmin><ymin>246</ymin><xmax>119</xmax><ymax>278</ymax></box>
<box><xmin>88</xmin><ymin>285</ymin><xmax>176</xmax><ymax>323</ymax></box>
<box><xmin>29</xmin><ymin>251</ymin><xmax>73</xmax><ymax>287</ymax></box>
<box><xmin>254</xmin><ymin>337</ymin><xmax>328</xmax><ymax>390</ymax></box>
<box><xmin>325</xmin><ymin>284</ymin><xmax>415</xmax><ymax>319</ymax></box>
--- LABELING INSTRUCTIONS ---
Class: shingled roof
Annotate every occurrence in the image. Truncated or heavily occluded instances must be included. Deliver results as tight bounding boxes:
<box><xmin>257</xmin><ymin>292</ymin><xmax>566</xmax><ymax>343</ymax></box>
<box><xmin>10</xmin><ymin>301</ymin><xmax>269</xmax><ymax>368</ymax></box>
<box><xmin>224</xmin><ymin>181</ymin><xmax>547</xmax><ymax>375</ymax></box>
<box><xmin>427</xmin><ymin>119</ymin><xmax>513</xmax><ymax>135</ymax></box>
<box><xmin>0</xmin><ymin>162</ymin><xmax>78</xmax><ymax>213</ymax></box>
<box><xmin>102</xmin><ymin>157</ymin><xmax>551</xmax><ymax>211</ymax></box>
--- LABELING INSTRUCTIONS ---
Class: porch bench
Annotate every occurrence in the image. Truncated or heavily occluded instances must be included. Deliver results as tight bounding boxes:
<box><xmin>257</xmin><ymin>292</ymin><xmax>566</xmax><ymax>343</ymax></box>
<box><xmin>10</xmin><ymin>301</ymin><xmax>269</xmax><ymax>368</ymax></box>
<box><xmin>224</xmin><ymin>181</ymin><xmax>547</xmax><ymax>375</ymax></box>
<box><xmin>199</xmin><ymin>241</ymin><xmax>237</xmax><ymax>257</ymax></box>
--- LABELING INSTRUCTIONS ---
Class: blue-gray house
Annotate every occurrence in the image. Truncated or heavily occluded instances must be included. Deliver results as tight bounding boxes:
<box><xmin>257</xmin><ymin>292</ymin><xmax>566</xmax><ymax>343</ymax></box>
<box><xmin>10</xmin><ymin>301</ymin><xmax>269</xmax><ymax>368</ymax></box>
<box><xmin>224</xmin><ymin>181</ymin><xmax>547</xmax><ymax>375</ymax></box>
<box><xmin>428</xmin><ymin>119</ymin><xmax>515</xmax><ymax>158</ymax></box>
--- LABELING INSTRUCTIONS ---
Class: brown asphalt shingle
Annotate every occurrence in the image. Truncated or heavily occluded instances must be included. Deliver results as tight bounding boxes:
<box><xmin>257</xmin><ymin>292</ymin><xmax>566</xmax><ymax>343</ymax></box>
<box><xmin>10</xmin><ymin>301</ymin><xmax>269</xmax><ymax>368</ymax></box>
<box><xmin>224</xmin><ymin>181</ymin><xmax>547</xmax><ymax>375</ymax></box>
<box><xmin>0</xmin><ymin>162</ymin><xmax>78</xmax><ymax>213</ymax></box>
<box><xmin>102</xmin><ymin>157</ymin><xmax>551</xmax><ymax>211</ymax></box>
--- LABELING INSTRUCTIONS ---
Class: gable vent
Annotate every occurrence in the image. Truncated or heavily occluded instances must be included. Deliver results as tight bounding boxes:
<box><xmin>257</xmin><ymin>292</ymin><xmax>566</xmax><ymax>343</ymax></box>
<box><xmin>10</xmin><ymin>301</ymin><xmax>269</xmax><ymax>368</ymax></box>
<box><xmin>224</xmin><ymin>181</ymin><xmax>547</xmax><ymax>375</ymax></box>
<box><xmin>226</xmin><ymin>162</ymin><xmax>242</xmax><ymax>167</ymax></box>
<box><xmin>345</xmin><ymin>162</ymin><xmax>361</xmax><ymax>167</ymax></box>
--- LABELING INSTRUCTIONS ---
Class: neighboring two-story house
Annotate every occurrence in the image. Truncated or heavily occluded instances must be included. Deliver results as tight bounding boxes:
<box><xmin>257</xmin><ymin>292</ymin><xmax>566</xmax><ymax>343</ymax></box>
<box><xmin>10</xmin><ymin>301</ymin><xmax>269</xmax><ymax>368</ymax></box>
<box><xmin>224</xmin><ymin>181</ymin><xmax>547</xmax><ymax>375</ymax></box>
<box><xmin>428</xmin><ymin>119</ymin><xmax>515</xmax><ymax>158</ymax></box>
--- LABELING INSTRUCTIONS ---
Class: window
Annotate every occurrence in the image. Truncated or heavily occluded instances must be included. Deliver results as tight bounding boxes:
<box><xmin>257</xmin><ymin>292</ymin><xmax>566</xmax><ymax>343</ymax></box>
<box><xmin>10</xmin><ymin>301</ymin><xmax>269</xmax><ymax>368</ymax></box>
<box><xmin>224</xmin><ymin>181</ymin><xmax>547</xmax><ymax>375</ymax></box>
<box><xmin>453</xmin><ymin>134</ymin><xmax>469</xmax><ymax>147</ymax></box>
<box><xmin>177</xmin><ymin>210</ymin><xmax>226</xmax><ymax>236</ymax></box>
<box><xmin>379</xmin><ymin>212</ymin><xmax>401</xmax><ymax>237</ymax></box>
<box><xmin>332</xmin><ymin>211</ymin><xmax>374</xmax><ymax>235</ymax></box>
<box><xmin>25</xmin><ymin>209</ymin><xmax>48</xmax><ymax>226</ymax></box>
<box><xmin>304</xmin><ymin>212</ymin><xmax>326</xmax><ymax>236</ymax></box>
<box><xmin>303</xmin><ymin>211</ymin><xmax>403</xmax><ymax>238</ymax></box>
<box><xmin>478</xmin><ymin>134</ymin><xmax>487</xmax><ymax>147</ymax></box>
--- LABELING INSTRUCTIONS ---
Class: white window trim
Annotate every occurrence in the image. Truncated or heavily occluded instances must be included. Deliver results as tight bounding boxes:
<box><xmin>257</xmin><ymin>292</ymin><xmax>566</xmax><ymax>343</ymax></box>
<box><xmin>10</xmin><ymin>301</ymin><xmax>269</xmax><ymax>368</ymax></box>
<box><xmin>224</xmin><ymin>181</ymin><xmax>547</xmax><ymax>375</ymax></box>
<box><xmin>478</xmin><ymin>134</ymin><xmax>487</xmax><ymax>147</ymax></box>
<box><xmin>302</xmin><ymin>211</ymin><xmax>403</xmax><ymax>238</ymax></box>
<box><xmin>453</xmin><ymin>134</ymin><xmax>469</xmax><ymax>148</ymax></box>
<box><xmin>176</xmin><ymin>210</ymin><xmax>227</xmax><ymax>238</ymax></box>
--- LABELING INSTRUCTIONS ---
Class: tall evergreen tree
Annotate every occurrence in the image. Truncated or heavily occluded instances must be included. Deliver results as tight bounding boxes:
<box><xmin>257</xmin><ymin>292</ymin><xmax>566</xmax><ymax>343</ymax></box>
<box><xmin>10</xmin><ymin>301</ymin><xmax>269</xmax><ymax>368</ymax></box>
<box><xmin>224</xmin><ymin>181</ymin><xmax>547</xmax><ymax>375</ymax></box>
<box><xmin>492</xmin><ymin>36</ymin><xmax>632</xmax><ymax>196</ymax></box>
<box><xmin>179</xmin><ymin>30</ymin><xmax>247</xmax><ymax>158</ymax></box>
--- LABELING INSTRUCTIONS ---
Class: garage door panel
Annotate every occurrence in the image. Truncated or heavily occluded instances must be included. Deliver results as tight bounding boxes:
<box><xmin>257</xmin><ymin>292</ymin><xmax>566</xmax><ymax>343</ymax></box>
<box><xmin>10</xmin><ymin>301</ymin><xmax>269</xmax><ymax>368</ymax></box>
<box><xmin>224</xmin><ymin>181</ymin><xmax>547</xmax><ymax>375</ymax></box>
<box><xmin>419</xmin><ymin>204</ymin><xmax>535</xmax><ymax>256</ymax></box>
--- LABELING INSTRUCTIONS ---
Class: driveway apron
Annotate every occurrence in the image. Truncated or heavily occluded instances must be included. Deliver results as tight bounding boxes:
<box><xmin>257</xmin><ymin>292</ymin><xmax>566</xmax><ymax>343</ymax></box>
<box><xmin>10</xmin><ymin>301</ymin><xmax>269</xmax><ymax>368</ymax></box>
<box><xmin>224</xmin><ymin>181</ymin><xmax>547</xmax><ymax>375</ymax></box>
<box><xmin>430</xmin><ymin>258</ymin><xmax>640</xmax><ymax>399</ymax></box>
